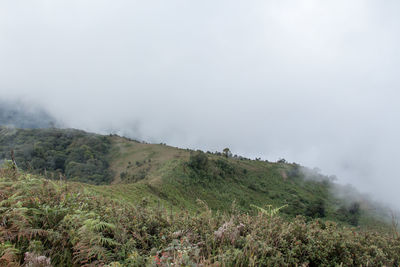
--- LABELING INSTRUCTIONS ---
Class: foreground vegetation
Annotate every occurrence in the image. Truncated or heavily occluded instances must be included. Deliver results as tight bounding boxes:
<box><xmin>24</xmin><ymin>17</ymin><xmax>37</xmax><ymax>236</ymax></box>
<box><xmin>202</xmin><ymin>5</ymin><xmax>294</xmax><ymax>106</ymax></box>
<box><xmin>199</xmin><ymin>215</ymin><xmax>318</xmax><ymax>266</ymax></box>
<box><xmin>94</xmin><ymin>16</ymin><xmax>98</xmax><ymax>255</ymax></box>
<box><xmin>1</xmin><ymin>168</ymin><xmax>399</xmax><ymax>266</ymax></box>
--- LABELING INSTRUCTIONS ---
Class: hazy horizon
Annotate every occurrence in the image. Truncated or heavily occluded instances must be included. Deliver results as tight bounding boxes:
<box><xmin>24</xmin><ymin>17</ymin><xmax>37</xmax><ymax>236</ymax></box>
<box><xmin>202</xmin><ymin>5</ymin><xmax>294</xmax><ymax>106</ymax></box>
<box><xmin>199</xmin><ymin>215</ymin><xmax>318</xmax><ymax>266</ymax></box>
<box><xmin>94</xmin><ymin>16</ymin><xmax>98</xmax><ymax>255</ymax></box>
<box><xmin>1</xmin><ymin>1</ymin><xmax>400</xmax><ymax>209</ymax></box>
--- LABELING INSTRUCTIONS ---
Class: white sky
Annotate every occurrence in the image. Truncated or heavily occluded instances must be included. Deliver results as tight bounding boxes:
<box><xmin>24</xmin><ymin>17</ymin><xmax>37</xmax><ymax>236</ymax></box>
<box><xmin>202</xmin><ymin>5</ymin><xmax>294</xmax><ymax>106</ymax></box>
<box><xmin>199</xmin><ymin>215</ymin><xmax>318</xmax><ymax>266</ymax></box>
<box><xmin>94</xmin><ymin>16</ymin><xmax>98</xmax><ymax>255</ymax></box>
<box><xmin>1</xmin><ymin>1</ymin><xmax>400</xmax><ymax>207</ymax></box>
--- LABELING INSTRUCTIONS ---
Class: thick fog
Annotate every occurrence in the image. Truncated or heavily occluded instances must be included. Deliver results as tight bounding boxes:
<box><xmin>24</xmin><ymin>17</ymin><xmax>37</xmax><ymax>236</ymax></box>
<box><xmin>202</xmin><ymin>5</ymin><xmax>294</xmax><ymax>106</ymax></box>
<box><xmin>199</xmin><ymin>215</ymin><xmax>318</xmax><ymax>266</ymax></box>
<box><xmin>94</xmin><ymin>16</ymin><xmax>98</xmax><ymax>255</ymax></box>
<box><xmin>1</xmin><ymin>1</ymin><xmax>400</xmax><ymax>208</ymax></box>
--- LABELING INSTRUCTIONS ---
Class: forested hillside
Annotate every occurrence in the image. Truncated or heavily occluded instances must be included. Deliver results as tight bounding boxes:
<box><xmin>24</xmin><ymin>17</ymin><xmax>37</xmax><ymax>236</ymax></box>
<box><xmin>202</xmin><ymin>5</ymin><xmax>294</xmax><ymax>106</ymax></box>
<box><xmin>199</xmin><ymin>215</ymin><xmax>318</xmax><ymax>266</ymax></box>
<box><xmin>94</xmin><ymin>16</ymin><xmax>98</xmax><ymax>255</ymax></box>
<box><xmin>0</xmin><ymin>127</ymin><xmax>112</xmax><ymax>184</ymax></box>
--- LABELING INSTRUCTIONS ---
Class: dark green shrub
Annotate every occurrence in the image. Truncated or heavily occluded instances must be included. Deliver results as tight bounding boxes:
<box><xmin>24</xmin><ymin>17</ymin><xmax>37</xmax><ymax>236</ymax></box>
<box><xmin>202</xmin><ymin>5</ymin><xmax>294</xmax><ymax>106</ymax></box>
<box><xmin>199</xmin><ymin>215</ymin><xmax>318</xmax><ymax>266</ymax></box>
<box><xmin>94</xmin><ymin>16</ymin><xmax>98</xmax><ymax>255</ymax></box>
<box><xmin>337</xmin><ymin>202</ymin><xmax>361</xmax><ymax>226</ymax></box>
<box><xmin>215</xmin><ymin>159</ymin><xmax>235</xmax><ymax>176</ymax></box>
<box><xmin>305</xmin><ymin>199</ymin><xmax>326</xmax><ymax>218</ymax></box>
<box><xmin>188</xmin><ymin>151</ymin><xmax>209</xmax><ymax>171</ymax></box>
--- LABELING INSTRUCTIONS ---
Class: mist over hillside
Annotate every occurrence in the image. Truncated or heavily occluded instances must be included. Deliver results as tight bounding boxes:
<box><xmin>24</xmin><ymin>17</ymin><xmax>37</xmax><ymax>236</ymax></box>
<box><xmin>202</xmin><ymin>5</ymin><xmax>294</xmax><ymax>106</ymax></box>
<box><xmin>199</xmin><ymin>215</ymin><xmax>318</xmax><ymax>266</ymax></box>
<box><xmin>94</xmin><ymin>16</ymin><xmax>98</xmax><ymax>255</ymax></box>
<box><xmin>0</xmin><ymin>99</ymin><xmax>56</xmax><ymax>129</ymax></box>
<box><xmin>2</xmin><ymin>1</ymin><xmax>400</xmax><ymax>265</ymax></box>
<box><xmin>1</xmin><ymin>110</ymin><xmax>399</xmax><ymax>265</ymax></box>
<box><xmin>1</xmin><ymin>1</ymin><xmax>400</xmax><ymax>212</ymax></box>
<box><xmin>0</xmin><ymin>97</ymin><xmax>399</xmax><ymax>215</ymax></box>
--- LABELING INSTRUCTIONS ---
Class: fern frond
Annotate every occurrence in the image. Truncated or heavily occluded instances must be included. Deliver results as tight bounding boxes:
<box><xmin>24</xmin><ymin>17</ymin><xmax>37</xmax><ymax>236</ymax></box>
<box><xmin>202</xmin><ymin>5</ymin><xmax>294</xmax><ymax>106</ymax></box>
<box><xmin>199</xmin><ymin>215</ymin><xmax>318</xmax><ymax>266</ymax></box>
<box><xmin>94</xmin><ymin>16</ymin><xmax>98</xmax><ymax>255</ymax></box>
<box><xmin>251</xmin><ymin>204</ymin><xmax>288</xmax><ymax>217</ymax></box>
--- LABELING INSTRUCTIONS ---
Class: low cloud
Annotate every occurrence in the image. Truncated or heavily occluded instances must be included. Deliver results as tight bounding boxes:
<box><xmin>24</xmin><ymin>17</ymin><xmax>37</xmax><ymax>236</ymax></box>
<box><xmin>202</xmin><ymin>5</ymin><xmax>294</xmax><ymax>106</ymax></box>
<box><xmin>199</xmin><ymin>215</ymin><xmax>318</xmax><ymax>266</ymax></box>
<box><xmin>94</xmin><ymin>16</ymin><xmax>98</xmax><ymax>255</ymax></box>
<box><xmin>1</xmin><ymin>1</ymin><xmax>400</xmax><ymax>208</ymax></box>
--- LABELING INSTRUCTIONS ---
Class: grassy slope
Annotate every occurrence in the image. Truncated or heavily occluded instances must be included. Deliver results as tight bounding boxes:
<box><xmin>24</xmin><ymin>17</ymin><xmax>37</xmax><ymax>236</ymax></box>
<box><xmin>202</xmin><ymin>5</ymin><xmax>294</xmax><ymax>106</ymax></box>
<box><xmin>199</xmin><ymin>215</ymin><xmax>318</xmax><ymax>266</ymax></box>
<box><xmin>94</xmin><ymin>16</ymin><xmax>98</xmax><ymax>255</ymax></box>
<box><xmin>94</xmin><ymin>136</ymin><xmax>389</xmax><ymax>230</ymax></box>
<box><xmin>0</xmin><ymin>127</ymin><xmax>391</xmax><ymax>229</ymax></box>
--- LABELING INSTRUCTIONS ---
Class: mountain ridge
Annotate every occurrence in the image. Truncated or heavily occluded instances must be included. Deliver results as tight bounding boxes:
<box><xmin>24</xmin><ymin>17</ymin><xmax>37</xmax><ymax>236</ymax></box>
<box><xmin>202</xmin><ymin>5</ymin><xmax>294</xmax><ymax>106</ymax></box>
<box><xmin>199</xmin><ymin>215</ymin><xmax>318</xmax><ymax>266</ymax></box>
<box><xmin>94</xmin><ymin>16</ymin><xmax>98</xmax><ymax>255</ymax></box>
<box><xmin>0</xmin><ymin>125</ymin><xmax>393</xmax><ymax>230</ymax></box>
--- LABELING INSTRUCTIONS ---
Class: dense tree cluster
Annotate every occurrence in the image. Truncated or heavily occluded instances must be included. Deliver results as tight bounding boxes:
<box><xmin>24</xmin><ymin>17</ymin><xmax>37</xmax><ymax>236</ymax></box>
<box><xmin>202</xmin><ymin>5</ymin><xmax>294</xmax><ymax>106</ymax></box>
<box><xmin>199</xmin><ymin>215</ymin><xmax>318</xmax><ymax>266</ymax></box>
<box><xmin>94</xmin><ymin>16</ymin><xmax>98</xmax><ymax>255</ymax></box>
<box><xmin>0</xmin><ymin>127</ymin><xmax>112</xmax><ymax>184</ymax></box>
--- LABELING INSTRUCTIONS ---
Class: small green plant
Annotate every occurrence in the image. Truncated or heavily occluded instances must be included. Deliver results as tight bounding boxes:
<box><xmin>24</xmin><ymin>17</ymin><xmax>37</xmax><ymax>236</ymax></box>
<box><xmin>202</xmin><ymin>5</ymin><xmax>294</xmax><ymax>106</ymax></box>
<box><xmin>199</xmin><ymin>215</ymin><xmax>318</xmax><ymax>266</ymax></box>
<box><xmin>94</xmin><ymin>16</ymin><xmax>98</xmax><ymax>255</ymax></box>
<box><xmin>1</xmin><ymin>160</ymin><xmax>15</xmax><ymax>170</ymax></box>
<box><xmin>251</xmin><ymin>204</ymin><xmax>288</xmax><ymax>217</ymax></box>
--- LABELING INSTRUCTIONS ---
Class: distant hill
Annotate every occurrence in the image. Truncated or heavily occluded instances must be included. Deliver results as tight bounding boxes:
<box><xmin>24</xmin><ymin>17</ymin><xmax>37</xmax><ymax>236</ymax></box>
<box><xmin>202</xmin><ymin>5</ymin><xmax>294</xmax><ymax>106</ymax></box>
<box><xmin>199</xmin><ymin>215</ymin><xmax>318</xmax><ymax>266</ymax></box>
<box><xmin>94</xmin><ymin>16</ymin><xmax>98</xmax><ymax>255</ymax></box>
<box><xmin>0</xmin><ymin>99</ymin><xmax>56</xmax><ymax>128</ymax></box>
<box><xmin>0</xmin><ymin>126</ymin><xmax>392</xmax><ymax>230</ymax></box>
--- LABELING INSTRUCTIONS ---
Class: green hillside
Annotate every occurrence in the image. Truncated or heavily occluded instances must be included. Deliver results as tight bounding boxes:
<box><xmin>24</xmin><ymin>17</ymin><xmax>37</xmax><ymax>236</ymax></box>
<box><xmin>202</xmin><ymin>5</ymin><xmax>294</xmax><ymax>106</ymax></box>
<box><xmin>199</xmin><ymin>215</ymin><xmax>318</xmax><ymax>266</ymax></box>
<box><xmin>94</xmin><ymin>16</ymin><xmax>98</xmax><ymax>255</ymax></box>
<box><xmin>0</xmin><ymin>127</ymin><xmax>390</xmax><ymax>229</ymax></box>
<box><xmin>1</xmin><ymin>127</ymin><xmax>399</xmax><ymax>266</ymax></box>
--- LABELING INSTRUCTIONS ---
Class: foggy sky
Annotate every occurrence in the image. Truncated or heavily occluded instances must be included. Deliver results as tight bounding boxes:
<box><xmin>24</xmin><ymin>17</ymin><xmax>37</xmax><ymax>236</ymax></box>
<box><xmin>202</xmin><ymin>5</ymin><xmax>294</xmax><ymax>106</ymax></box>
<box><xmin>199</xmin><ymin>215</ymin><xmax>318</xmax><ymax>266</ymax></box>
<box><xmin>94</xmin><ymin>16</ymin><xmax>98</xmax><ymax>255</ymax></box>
<box><xmin>1</xmin><ymin>1</ymin><xmax>400</xmax><ymax>208</ymax></box>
